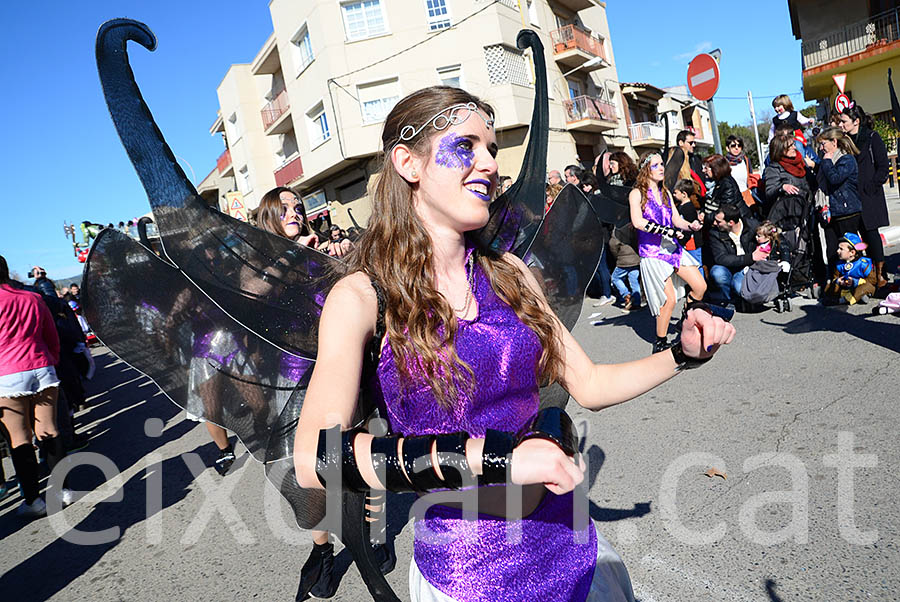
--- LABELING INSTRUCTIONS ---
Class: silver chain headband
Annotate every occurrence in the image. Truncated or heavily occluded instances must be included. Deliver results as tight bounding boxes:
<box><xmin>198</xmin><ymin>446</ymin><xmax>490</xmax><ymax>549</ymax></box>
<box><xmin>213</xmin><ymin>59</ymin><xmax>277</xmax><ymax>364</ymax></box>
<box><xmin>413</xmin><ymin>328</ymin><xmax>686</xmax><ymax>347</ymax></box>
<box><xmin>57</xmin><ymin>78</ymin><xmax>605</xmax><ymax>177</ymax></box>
<box><xmin>389</xmin><ymin>102</ymin><xmax>494</xmax><ymax>153</ymax></box>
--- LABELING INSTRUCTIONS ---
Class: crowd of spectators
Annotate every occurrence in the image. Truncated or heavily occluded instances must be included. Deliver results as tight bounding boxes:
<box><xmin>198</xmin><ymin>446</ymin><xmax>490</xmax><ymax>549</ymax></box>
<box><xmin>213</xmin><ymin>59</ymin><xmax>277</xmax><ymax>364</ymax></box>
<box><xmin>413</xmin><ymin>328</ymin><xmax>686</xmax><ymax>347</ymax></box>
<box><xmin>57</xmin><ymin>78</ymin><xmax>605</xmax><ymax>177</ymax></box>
<box><xmin>1</xmin><ymin>260</ymin><xmax>94</xmax><ymax>517</ymax></box>
<box><xmin>535</xmin><ymin>99</ymin><xmax>894</xmax><ymax>347</ymax></box>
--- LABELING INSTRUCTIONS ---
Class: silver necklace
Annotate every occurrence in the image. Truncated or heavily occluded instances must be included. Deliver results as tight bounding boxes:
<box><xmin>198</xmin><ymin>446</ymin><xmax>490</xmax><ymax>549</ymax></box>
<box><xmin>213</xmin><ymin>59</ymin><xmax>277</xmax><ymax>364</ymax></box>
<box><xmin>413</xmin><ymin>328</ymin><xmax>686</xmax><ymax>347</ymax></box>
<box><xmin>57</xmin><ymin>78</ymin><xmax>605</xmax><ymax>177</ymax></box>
<box><xmin>450</xmin><ymin>254</ymin><xmax>476</xmax><ymax>315</ymax></box>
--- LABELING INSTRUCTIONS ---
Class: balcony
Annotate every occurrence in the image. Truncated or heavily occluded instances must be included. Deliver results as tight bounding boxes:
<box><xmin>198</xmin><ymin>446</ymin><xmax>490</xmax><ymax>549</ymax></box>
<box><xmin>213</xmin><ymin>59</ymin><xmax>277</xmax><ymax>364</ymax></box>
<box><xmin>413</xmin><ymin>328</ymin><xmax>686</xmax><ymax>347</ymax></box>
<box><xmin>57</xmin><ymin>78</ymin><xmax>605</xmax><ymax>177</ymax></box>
<box><xmin>628</xmin><ymin>122</ymin><xmax>666</xmax><ymax>147</ymax></box>
<box><xmin>274</xmin><ymin>155</ymin><xmax>303</xmax><ymax>187</ymax></box>
<box><xmin>216</xmin><ymin>149</ymin><xmax>232</xmax><ymax>175</ymax></box>
<box><xmin>261</xmin><ymin>89</ymin><xmax>292</xmax><ymax>134</ymax></box>
<box><xmin>563</xmin><ymin>95</ymin><xmax>617</xmax><ymax>132</ymax></box>
<box><xmin>550</xmin><ymin>25</ymin><xmax>608</xmax><ymax>72</ymax></box>
<box><xmin>801</xmin><ymin>7</ymin><xmax>900</xmax><ymax>72</ymax></box>
<box><xmin>551</xmin><ymin>0</ymin><xmax>594</xmax><ymax>11</ymax></box>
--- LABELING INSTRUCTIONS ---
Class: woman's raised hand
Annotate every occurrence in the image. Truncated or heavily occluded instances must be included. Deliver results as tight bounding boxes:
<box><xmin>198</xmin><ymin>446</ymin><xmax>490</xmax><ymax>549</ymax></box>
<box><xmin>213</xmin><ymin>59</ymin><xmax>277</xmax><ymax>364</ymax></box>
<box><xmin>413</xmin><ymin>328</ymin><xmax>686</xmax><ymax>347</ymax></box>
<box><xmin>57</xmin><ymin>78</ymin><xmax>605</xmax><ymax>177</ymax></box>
<box><xmin>511</xmin><ymin>438</ymin><xmax>585</xmax><ymax>495</ymax></box>
<box><xmin>679</xmin><ymin>308</ymin><xmax>736</xmax><ymax>361</ymax></box>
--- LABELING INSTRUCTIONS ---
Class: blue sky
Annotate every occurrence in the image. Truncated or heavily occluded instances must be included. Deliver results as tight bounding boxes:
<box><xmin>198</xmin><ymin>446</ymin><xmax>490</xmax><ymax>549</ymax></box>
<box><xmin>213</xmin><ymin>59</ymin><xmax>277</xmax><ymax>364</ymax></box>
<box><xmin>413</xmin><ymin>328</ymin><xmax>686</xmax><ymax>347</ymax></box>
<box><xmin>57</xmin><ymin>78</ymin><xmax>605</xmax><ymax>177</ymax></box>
<box><xmin>1</xmin><ymin>0</ymin><xmax>801</xmax><ymax>281</ymax></box>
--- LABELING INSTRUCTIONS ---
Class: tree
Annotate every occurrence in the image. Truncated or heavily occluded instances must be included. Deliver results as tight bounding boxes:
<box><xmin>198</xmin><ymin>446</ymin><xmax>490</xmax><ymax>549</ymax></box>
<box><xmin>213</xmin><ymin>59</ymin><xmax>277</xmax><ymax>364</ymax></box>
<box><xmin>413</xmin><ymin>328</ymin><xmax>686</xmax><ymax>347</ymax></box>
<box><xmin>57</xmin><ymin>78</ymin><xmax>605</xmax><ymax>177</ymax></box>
<box><xmin>800</xmin><ymin>103</ymin><xmax>817</xmax><ymax>119</ymax></box>
<box><xmin>717</xmin><ymin>120</ymin><xmax>765</xmax><ymax>168</ymax></box>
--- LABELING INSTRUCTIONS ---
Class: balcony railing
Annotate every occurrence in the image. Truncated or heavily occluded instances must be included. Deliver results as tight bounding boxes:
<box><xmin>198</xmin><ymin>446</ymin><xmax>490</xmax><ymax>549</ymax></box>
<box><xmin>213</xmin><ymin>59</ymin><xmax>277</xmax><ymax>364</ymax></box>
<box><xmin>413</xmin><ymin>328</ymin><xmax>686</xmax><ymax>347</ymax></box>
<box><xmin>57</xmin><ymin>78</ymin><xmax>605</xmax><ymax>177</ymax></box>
<box><xmin>261</xmin><ymin>89</ymin><xmax>290</xmax><ymax>130</ymax></box>
<box><xmin>216</xmin><ymin>149</ymin><xmax>232</xmax><ymax>174</ymax></box>
<box><xmin>274</xmin><ymin>155</ymin><xmax>303</xmax><ymax>187</ymax></box>
<box><xmin>550</xmin><ymin>25</ymin><xmax>607</xmax><ymax>62</ymax></box>
<box><xmin>629</xmin><ymin>122</ymin><xmax>666</xmax><ymax>142</ymax></box>
<box><xmin>801</xmin><ymin>7</ymin><xmax>900</xmax><ymax>69</ymax></box>
<box><xmin>563</xmin><ymin>95</ymin><xmax>616</xmax><ymax>124</ymax></box>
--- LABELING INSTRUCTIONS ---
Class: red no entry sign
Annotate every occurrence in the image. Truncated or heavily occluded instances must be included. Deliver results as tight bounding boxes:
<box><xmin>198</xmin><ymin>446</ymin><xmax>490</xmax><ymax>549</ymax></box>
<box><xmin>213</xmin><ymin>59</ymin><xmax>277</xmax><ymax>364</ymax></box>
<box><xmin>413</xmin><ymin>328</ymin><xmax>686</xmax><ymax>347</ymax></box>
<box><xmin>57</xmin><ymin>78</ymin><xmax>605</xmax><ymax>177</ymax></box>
<box><xmin>835</xmin><ymin>93</ymin><xmax>851</xmax><ymax>113</ymax></box>
<box><xmin>687</xmin><ymin>53</ymin><xmax>720</xmax><ymax>101</ymax></box>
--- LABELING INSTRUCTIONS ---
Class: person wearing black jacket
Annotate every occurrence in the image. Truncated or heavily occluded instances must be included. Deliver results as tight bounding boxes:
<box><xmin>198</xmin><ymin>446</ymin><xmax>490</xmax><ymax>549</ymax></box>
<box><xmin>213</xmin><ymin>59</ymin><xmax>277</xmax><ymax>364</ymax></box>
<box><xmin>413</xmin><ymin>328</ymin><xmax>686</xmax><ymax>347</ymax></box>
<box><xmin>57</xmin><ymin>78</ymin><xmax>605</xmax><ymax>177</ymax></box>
<box><xmin>708</xmin><ymin>205</ymin><xmax>766</xmax><ymax>302</ymax></box>
<box><xmin>30</xmin><ymin>267</ymin><xmax>56</xmax><ymax>298</ymax></box>
<box><xmin>840</xmin><ymin>104</ymin><xmax>891</xmax><ymax>288</ymax></box>
<box><xmin>702</xmin><ymin>154</ymin><xmax>749</xmax><ymax>219</ymax></box>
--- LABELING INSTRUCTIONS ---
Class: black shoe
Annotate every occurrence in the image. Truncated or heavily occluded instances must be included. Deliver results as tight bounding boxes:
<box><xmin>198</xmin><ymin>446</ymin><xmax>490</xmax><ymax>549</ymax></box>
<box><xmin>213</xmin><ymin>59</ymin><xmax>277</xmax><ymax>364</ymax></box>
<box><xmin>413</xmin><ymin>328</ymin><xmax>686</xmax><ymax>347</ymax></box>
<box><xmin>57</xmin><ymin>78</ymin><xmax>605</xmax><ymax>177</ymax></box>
<box><xmin>297</xmin><ymin>542</ymin><xmax>337</xmax><ymax>600</ymax></box>
<box><xmin>213</xmin><ymin>448</ymin><xmax>235</xmax><ymax>476</ymax></box>
<box><xmin>372</xmin><ymin>541</ymin><xmax>396</xmax><ymax>575</ymax></box>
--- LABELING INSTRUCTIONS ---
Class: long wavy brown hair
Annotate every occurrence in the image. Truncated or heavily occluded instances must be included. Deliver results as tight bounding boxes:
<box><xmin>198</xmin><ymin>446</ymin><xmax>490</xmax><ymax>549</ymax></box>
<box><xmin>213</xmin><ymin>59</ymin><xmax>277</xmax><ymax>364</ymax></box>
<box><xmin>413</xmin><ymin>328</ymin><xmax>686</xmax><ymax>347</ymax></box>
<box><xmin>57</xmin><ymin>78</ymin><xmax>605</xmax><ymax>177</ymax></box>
<box><xmin>257</xmin><ymin>187</ymin><xmax>311</xmax><ymax>239</ymax></box>
<box><xmin>635</xmin><ymin>151</ymin><xmax>672</xmax><ymax>212</ymax></box>
<box><xmin>339</xmin><ymin>86</ymin><xmax>563</xmax><ymax>406</ymax></box>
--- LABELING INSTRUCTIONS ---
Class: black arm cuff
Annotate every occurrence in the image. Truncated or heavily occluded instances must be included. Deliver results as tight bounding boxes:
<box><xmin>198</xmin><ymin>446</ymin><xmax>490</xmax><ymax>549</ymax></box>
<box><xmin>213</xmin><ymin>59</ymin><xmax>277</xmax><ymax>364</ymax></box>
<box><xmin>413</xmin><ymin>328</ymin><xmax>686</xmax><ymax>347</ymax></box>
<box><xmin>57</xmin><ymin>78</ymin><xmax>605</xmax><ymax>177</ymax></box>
<box><xmin>670</xmin><ymin>341</ymin><xmax>712</xmax><ymax>371</ymax></box>
<box><xmin>516</xmin><ymin>407</ymin><xmax>578</xmax><ymax>456</ymax></box>
<box><xmin>315</xmin><ymin>425</ymin><xmax>369</xmax><ymax>492</ymax></box>
<box><xmin>401</xmin><ymin>434</ymin><xmax>443</xmax><ymax>492</ymax></box>
<box><xmin>434</xmin><ymin>432</ymin><xmax>471</xmax><ymax>489</ymax></box>
<box><xmin>370</xmin><ymin>435</ymin><xmax>411</xmax><ymax>492</ymax></box>
<box><xmin>480</xmin><ymin>429</ymin><xmax>515</xmax><ymax>486</ymax></box>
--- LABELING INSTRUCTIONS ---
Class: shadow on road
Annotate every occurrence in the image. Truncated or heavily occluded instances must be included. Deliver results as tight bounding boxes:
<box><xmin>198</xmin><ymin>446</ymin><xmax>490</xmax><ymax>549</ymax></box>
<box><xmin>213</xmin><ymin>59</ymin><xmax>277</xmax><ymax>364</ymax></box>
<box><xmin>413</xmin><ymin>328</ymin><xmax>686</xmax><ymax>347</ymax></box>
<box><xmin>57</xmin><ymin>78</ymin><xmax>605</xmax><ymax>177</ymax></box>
<box><xmin>0</xmin><ymin>444</ymin><xmax>207</xmax><ymax>601</ymax></box>
<box><xmin>762</xmin><ymin>303</ymin><xmax>900</xmax><ymax>353</ymax></box>
<box><xmin>0</xmin><ymin>349</ymin><xmax>198</xmax><ymax>594</ymax></box>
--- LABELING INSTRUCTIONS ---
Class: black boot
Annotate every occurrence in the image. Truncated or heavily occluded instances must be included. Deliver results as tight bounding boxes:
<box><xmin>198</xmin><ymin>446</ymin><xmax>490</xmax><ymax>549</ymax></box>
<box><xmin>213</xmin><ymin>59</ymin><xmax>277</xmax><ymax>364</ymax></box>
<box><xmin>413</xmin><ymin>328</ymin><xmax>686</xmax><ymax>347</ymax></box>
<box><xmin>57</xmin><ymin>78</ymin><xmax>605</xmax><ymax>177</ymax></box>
<box><xmin>372</xmin><ymin>541</ymin><xmax>396</xmax><ymax>575</ymax></box>
<box><xmin>213</xmin><ymin>444</ymin><xmax>235</xmax><ymax>476</ymax></box>
<box><xmin>297</xmin><ymin>541</ymin><xmax>337</xmax><ymax>600</ymax></box>
<box><xmin>10</xmin><ymin>443</ymin><xmax>41</xmax><ymax>504</ymax></box>
<box><xmin>40</xmin><ymin>435</ymin><xmax>74</xmax><ymax>506</ymax></box>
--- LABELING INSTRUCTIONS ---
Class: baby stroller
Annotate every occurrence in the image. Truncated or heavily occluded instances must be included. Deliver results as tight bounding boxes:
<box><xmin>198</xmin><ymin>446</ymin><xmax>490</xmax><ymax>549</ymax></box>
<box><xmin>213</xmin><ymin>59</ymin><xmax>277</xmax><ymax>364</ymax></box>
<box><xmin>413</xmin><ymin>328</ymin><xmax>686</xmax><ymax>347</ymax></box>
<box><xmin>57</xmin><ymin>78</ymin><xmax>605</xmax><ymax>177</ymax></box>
<box><xmin>765</xmin><ymin>193</ymin><xmax>818</xmax><ymax>312</ymax></box>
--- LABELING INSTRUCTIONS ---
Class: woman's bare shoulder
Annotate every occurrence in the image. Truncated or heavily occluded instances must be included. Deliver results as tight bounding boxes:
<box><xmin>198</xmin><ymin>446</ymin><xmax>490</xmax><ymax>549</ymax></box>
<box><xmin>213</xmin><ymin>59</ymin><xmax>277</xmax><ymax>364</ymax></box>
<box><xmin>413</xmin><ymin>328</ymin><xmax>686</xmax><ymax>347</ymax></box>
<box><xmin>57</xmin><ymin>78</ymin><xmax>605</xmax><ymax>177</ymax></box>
<box><xmin>329</xmin><ymin>271</ymin><xmax>378</xmax><ymax>307</ymax></box>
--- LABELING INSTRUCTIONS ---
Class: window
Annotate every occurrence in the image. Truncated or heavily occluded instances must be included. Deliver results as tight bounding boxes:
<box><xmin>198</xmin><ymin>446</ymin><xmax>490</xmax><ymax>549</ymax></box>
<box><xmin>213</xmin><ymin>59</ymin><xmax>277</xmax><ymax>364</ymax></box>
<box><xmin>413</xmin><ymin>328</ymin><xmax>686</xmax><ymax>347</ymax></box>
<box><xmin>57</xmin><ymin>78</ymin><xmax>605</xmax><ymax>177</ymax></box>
<box><xmin>291</xmin><ymin>25</ymin><xmax>314</xmax><ymax>74</ymax></box>
<box><xmin>341</xmin><ymin>0</ymin><xmax>388</xmax><ymax>41</ymax></box>
<box><xmin>425</xmin><ymin>0</ymin><xmax>451</xmax><ymax>31</ymax></box>
<box><xmin>483</xmin><ymin>45</ymin><xmax>532</xmax><ymax>87</ymax></box>
<box><xmin>238</xmin><ymin>166</ymin><xmax>253</xmax><ymax>194</ymax></box>
<box><xmin>306</xmin><ymin>102</ymin><xmax>331</xmax><ymax>147</ymax></box>
<box><xmin>301</xmin><ymin>190</ymin><xmax>328</xmax><ymax>216</ymax></box>
<box><xmin>357</xmin><ymin>78</ymin><xmax>400</xmax><ymax>124</ymax></box>
<box><xmin>437</xmin><ymin>64</ymin><xmax>462</xmax><ymax>88</ymax></box>
<box><xmin>225</xmin><ymin>112</ymin><xmax>241</xmax><ymax>144</ymax></box>
<box><xmin>527</xmin><ymin>0</ymin><xmax>539</xmax><ymax>27</ymax></box>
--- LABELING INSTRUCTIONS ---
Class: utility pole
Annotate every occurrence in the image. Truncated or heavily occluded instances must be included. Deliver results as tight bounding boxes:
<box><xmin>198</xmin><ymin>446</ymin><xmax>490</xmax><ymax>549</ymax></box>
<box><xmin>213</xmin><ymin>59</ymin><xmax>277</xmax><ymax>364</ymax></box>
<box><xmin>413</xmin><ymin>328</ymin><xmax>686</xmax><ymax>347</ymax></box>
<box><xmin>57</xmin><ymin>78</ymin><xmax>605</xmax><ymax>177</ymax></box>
<box><xmin>708</xmin><ymin>49</ymin><xmax>723</xmax><ymax>155</ymax></box>
<box><xmin>748</xmin><ymin>90</ymin><xmax>764</xmax><ymax>170</ymax></box>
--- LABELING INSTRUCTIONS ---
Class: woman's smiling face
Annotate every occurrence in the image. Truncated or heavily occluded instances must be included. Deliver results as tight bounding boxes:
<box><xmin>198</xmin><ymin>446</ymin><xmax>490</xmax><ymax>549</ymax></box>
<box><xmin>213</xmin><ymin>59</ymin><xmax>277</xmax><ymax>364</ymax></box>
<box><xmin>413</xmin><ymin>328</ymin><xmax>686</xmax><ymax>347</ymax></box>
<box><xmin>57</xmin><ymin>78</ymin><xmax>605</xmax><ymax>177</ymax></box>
<box><xmin>413</xmin><ymin>108</ymin><xmax>499</xmax><ymax>233</ymax></box>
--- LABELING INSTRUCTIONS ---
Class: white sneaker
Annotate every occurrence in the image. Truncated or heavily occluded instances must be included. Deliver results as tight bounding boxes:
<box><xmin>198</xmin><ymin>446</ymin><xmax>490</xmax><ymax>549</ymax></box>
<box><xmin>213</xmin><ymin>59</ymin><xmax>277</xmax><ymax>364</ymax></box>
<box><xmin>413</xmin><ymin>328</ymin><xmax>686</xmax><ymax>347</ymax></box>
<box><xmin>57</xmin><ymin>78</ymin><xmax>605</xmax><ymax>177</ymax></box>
<box><xmin>17</xmin><ymin>497</ymin><xmax>47</xmax><ymax>518</ymax></box>
<box><xmin>592</xmin><ymin>296</ymin><xmax>614</xmax><ymax>307</ymax></box>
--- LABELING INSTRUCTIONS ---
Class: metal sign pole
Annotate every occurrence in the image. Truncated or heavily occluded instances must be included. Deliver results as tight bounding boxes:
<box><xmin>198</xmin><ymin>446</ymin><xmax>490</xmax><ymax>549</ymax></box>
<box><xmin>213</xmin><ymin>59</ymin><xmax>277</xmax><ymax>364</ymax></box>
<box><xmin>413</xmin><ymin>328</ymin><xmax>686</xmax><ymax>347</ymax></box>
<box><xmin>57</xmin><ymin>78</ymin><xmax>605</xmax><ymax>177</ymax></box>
<box><xmin>708</xmin><ymin>49</ymin><xmax>723</xmax><ymax>155</ymax></box>
<box><xmin>748</xmin><ymin>90</ymin><xmax>764</xmax><ymax>170</ymax></box>
<box><xmin>708</xmin><ymin>98</ymin><xmax>722</xmax><ymax>155</ymax></box>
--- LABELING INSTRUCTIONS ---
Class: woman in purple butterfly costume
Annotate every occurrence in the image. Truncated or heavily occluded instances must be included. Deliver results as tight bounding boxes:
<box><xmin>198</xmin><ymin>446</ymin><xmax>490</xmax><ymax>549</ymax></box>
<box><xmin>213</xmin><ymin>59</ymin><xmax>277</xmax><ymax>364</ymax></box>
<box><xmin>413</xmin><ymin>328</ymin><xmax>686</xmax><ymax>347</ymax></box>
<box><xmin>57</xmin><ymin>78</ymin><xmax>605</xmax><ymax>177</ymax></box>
<box><xmin>293</xmin><ymin>87</ymin><xmax>736</xmax><ymax>601</ymax></box>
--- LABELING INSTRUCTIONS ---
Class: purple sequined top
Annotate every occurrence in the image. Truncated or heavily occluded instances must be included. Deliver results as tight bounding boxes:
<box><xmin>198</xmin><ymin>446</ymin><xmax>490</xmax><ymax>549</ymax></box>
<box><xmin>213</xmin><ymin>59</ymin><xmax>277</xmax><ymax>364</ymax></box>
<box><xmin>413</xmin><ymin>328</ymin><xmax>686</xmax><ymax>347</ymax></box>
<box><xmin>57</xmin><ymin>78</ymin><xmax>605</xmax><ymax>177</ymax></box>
<box><xmin>372</xmin><ymin>248</ymin><xmax>597</xmax><ymax>601</ymax></box>
<box><xmin>637</xmin><ymin>187</ymin><xmax>683</xmax><ymax>268</ymax></box>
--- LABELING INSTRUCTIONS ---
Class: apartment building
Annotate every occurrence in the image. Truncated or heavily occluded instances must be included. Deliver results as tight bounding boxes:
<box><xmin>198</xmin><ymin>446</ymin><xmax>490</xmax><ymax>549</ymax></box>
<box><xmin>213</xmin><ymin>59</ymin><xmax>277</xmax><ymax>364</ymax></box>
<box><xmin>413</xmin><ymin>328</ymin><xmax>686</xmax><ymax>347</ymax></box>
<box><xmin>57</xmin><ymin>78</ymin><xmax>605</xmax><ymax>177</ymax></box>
<box><xmin>620</xmin><ymin>82</ymin><xmax>714</xmax><ymax>152</ymax></box>
<box><xmin>197</xmin><ymin>0</ymin><xmax>635</xmax><ymax>228</ymax></box>
<box><xmin>790</xmin><ymin>0</ymin><xmax>900</xmax><ymax>123</ymax></box>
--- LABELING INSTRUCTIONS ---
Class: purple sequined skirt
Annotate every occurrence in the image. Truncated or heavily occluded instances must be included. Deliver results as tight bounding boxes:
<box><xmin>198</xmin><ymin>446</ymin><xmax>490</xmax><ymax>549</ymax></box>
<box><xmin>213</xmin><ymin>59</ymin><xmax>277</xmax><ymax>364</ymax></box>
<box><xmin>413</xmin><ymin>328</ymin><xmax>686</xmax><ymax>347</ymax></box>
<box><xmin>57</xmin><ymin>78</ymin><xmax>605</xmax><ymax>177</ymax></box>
<box><xmin>412</xmin><ymin>491</ymin><xmax>598</xmax><ymax>601</ymax></box>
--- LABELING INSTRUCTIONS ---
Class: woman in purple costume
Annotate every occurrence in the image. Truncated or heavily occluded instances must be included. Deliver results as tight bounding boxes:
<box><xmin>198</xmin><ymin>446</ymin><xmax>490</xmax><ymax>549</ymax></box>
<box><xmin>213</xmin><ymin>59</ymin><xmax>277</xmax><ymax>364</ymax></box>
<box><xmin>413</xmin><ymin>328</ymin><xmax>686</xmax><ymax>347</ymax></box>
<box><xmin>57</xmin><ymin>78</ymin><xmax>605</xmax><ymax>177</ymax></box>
<box><xmin>629</xmin><ymin>151</ymin><xmax>707</xmax><ymax>353</ymax></box>
<box><xmin>293</xmin><ymin>88</ymin><xmax>735</xmax><ymax>601</ymax></box>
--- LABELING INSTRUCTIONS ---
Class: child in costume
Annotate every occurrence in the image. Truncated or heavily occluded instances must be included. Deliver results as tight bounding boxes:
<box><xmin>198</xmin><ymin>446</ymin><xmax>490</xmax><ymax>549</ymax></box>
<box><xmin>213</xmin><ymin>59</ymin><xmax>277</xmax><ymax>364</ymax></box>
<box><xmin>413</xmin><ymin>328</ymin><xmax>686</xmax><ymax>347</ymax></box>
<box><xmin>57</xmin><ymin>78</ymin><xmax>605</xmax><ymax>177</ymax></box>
<box><xmin>824</xmin><ymin>233</ymin><xmax>875</xmax><ymax>304</ymax></box>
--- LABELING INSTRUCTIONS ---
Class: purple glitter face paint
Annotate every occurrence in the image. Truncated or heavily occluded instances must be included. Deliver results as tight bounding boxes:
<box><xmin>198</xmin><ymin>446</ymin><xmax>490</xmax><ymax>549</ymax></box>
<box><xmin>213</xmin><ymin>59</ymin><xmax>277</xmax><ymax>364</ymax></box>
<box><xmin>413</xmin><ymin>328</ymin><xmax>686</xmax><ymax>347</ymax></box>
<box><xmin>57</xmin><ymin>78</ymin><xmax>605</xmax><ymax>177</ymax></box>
<box><xmin>434</xmin><ymin>133</ymin><xmax>474</xmax><ymax>170</ymax></box>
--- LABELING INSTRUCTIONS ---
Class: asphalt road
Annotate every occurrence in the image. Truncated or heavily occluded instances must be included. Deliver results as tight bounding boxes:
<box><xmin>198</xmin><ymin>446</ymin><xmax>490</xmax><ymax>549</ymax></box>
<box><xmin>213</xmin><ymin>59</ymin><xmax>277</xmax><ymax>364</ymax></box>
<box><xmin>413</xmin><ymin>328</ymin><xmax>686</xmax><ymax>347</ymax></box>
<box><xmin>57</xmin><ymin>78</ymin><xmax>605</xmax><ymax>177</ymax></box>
<box><xmin>2</xmin><ymin>241</ymin><xmax>899</xmax><ymax>601</ymax></box>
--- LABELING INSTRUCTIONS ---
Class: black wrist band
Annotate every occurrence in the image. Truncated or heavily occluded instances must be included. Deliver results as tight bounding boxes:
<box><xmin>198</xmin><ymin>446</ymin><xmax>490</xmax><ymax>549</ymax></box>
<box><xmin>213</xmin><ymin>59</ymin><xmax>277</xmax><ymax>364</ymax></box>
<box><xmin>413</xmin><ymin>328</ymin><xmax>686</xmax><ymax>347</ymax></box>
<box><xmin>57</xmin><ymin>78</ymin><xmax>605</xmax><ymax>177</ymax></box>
<box><xmin>480</xmin><ymin>429</ymin><xmax>515</xmax><ymax>486</ymax></box>
<box><xmin>434</xmin><ymin>432</ymin><xmax>471</xmax><ymax>489</ymax></box>
<box><xmin>401</xmin><ymin>434</ymin><xmax>443</xmax><ymax>492</ymax></box>
<box><xmin>340</xmin><ymin>427</ymin><xmax>370</xmax><ymax>492</ymax></box>
<box><xmin>517</xmin><ymin>407</ymin><xmax>578</xmax><ymax>457</ymax></box>
<box><xmin>670</xmin><ymin>341</ymin><xmax>711</xmax><ymax>372</ymax></box>
<box><xmin>370</xmin><ymin>435</ymin><xmax>410</xmax><ymax>491</ymax></box>
<box><xmin>315</xmin><ymin>424</ymin><xmax>343</xmax><ymax>488</ymax></box>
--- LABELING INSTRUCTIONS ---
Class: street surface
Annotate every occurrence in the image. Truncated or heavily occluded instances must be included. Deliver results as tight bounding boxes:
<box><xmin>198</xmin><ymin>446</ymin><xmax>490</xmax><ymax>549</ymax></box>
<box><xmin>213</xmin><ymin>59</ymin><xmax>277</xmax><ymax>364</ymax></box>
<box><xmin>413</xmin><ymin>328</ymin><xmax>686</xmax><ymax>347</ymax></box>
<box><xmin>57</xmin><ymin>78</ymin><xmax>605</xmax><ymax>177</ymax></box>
<box><xmin>2</xmin><ymin>187</ymin><xmax>900</xmax><ymax>601</ymax></box>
